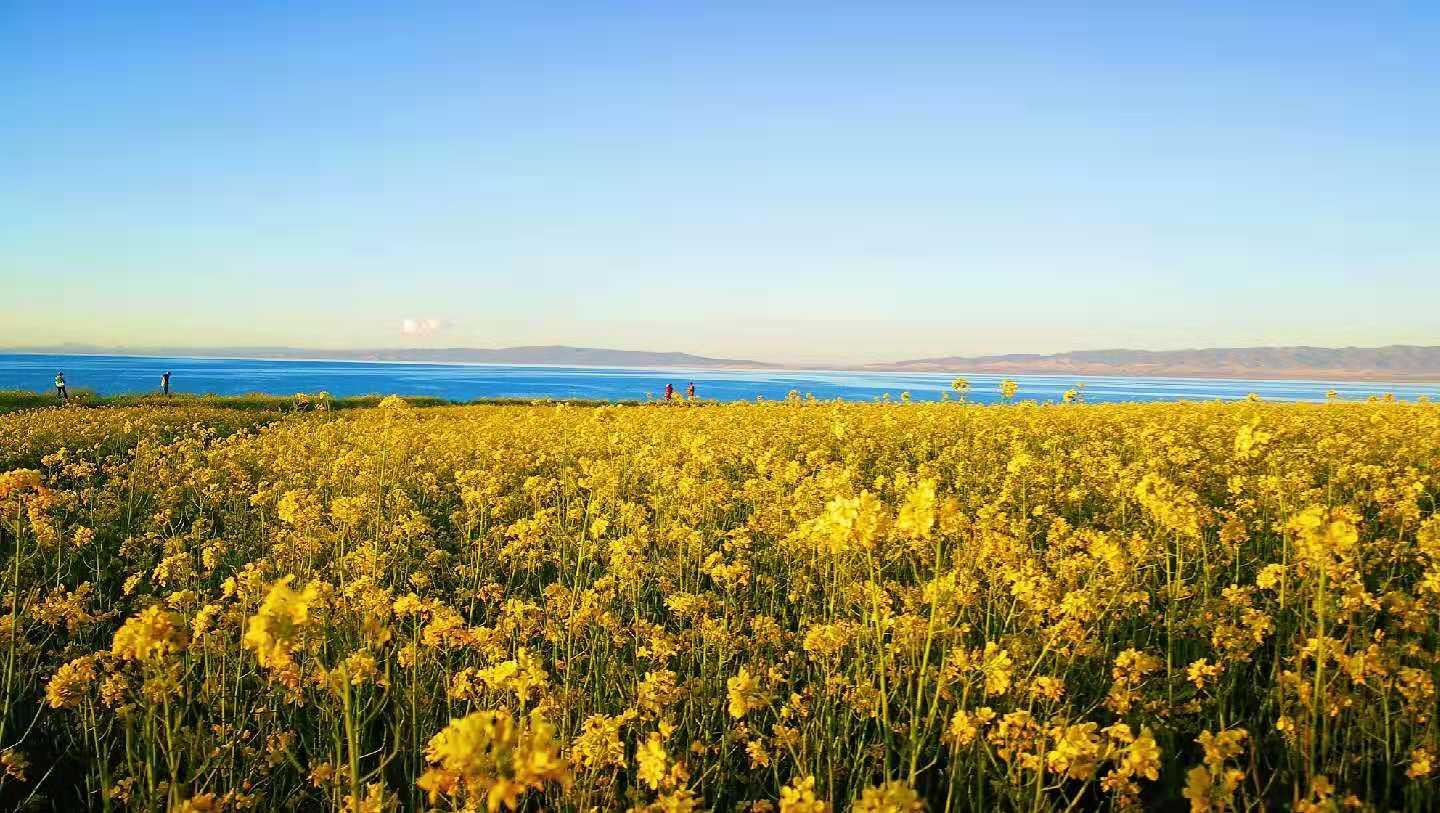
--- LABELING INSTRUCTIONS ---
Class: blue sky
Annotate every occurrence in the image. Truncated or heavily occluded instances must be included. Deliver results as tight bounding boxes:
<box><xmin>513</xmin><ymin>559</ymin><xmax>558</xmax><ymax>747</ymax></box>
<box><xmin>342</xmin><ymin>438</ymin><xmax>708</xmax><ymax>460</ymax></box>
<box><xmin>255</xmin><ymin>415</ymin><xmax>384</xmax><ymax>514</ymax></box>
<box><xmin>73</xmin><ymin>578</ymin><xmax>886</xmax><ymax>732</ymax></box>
<box><xmin>2</xmin><ymin>2</ymin><xmax>1436</xmax><ymax>364</ymax></box>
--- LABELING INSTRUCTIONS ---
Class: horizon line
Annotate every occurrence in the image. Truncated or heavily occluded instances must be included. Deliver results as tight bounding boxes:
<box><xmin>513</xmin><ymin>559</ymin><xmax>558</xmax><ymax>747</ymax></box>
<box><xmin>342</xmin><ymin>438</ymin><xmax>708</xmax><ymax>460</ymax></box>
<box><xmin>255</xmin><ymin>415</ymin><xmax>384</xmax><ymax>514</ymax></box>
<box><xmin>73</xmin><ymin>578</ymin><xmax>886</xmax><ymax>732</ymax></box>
<box><xmin>6</xmin><ymin>347</ymin><xmax>1440</xmax><ymax>387</ymax></box>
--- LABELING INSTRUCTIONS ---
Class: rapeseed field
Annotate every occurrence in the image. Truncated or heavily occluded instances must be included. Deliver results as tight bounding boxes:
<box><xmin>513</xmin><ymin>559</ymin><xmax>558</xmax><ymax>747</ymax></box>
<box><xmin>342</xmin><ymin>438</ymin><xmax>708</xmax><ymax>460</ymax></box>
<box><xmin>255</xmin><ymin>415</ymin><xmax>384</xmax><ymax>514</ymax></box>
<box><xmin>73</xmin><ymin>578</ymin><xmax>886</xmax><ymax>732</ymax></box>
<box><xmin>1</xmin><ymin>395</ymin><xmax>1437</xmax><ymax>811</ymax></box>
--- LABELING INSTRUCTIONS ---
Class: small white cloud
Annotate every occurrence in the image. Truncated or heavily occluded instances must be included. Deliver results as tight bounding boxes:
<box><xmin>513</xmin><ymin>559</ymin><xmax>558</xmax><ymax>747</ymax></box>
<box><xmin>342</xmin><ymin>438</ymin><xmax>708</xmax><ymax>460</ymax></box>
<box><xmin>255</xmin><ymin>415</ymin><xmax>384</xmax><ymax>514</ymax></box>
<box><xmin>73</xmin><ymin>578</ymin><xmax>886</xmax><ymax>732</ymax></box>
<box><xmin>400</xmin><ymin>318</ymin><xmax>447</xmax><ymax>337</ymax></box>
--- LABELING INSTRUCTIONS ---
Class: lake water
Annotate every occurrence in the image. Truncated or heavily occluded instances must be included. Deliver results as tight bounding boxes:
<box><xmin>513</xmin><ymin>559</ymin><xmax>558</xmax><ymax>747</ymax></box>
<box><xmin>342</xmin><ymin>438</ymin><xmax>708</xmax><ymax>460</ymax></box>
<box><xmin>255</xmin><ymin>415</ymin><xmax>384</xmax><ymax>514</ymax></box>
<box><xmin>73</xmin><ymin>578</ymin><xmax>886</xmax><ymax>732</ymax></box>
<box><xmin>2</xmin><ymin>353</ymin><xmax>1436</xmax><ymax>404</ymax></box>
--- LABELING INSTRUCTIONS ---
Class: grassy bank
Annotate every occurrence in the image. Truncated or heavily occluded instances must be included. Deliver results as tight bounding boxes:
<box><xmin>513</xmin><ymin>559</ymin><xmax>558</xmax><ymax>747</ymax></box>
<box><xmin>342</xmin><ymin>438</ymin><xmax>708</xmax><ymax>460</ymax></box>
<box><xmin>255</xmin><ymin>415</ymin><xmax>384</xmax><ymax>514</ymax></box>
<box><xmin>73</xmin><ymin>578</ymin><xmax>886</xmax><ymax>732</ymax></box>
<box><xmin>0</xmin><ymin>389</ymin><xmax>456</xmax><ymax>414</ymax></box>
<box><xmin>0</xmin><ymin>390</ymin><xmax>636</xmax><ymax>415</ymax></box>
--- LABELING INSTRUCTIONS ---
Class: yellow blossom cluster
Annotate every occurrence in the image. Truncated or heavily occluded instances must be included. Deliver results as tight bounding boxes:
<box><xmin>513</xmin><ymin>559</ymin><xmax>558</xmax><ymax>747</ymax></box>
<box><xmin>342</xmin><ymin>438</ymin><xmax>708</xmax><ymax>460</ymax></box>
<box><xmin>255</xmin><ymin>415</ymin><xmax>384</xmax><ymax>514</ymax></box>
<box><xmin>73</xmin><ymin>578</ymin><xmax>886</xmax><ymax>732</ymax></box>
<box><xmin>0</xmin><ymin>395</ymin><xmax>1437</xmax><ymax>810</ymax></box>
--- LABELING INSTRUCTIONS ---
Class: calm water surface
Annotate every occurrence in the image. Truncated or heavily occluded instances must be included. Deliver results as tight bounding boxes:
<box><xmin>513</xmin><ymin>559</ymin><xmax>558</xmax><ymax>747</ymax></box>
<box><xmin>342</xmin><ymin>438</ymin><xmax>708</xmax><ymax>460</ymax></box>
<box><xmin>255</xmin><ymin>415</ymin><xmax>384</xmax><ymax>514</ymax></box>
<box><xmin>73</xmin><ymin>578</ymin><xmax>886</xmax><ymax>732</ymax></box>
<box><xmin>2</xmin><ymin>354</ymin><xmax>1436</xmax><ymax>404</ymax></box>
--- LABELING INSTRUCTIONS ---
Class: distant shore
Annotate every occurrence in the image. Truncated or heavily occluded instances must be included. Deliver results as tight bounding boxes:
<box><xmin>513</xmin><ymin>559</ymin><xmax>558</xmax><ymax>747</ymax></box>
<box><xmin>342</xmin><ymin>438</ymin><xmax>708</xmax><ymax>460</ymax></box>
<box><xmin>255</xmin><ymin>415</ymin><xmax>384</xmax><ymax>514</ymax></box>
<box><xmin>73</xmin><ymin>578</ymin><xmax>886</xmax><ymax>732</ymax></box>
<box><xmin>862</xmin><ymin>363</ymin><xmax>1440</xmax><ymax>384</ymax></box>
<box><xmin>5</xmin><ymin>349</ymin><xmax>1440</xmax><ymax>385</ymax></box>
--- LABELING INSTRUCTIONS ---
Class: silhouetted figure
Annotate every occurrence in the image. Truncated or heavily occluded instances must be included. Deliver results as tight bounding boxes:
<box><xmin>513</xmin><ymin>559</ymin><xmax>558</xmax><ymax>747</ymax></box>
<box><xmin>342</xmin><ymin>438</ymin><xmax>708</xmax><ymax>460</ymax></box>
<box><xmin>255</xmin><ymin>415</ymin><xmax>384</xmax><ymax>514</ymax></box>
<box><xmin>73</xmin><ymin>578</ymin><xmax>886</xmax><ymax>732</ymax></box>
<box><xmin>162</xmin><ymin>371</ymin><xmax>171</xmax><ymax>396</ymax></box>
<box><xmin>54</xmin><ymin>372</ymin><xmax>67</xmax><ymax>401</ymax></box>
<box><xmin>664</xmin><ymin>383</ymin><xmax>675</xmax><ymax>401</ymax></box>
<box><xmin>686</xmin><ymin>381</ymin><xmax>696</xmax><ymax>399</ymax></box>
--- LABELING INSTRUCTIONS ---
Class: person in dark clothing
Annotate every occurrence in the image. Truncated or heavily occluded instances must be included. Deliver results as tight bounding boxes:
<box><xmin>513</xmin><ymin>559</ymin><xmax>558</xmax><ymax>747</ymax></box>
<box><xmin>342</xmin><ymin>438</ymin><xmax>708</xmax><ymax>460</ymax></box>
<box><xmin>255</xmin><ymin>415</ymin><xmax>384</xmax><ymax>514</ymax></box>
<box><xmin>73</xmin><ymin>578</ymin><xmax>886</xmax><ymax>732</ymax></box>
<box><xmin>686</xmin><ymin>381</ymin><xmax>696</xmax><ymax>399</ymax></box>
<box><xmin>161</xmin><ymin>371</ymin><xmax>171</xmax><ymax>396</ymax></box>
<box><xmin>55</xmin><ymin>372</ymin><xmax>67</xmax><ymax>401</ymax></box>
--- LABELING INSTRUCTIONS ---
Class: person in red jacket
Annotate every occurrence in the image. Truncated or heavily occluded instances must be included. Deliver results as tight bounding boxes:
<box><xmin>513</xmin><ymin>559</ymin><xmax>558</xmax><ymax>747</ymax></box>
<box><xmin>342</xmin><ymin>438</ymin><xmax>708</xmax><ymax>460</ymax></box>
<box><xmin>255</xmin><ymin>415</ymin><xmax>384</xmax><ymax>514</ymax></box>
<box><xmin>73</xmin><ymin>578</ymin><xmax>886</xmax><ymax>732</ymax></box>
<box><xmin>664</xmin><ymin>383</ymin><xmax>674</xmax><ymax>401</ymax></box>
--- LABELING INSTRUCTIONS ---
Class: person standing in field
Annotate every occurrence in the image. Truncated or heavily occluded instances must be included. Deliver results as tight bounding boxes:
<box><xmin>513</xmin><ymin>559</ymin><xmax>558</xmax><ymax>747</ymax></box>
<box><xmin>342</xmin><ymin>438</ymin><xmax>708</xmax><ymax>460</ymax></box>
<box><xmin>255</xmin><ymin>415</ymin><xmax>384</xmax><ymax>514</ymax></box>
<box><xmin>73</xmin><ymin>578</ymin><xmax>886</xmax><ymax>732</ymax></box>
<box><xmin>686</xmin><ymin>381</ymin><xmax>696</xmax><ymax>399</ymax></box>
<box><xmin>664</xmin><ymin>383</ymin><xmax>674</xmax><ymax>401</ymax></box>
<box><xmin>54</xmin><ymin>372</ymin><xmax>67</xmax><ymax>401</ymax></box>
<box><xmin>161</xmin><ymin>371</ymin><xmax>172</xmax><ymax>396</ymax></box>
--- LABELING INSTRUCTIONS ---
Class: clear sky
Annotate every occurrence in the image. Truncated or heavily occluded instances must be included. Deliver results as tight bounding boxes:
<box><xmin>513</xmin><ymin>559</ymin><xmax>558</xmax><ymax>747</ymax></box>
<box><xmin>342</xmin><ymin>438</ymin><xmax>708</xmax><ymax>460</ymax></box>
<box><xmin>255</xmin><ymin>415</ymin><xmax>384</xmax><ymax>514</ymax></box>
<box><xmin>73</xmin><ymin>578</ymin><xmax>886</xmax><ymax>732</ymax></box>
<box><xmin>2</xmin><ymin>2</ymin><xmax>1436</xmax><ymax>365</ymax></box>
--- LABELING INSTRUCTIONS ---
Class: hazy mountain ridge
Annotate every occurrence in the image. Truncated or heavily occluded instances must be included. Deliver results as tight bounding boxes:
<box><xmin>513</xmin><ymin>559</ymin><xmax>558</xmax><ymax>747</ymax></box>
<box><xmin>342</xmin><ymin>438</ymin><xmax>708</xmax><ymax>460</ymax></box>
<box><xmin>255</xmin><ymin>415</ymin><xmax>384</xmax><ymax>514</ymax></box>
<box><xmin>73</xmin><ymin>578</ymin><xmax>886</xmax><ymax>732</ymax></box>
<box><xmin>7</xmin><ymin>344</ymin><xmax>1440</xmax><ymax>380</ymax></box>
<box><xmin>865</xmin><ymin>345</ymin><xmax>1440</xmax><ymax>379</ymax></box>
<box><xmin>4</xmin><ymin>344</ymin><xmax>776</xmax><ymax>369</ymax></box>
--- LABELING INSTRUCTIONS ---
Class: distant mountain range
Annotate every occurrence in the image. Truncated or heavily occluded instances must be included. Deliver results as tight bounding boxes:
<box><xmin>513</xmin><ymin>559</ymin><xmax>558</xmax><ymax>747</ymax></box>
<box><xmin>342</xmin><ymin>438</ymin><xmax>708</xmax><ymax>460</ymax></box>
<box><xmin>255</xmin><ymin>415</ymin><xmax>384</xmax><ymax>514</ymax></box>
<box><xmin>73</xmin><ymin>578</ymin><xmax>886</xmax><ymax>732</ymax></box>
<box><xmin>6</xmin><ymin>343</ymin><xmax>1440</xmax><ymax>380</ymax></box>
<box><xmin>4</xmin><ymin>344</ymin><xmax>776</xmax><ymax>369</ymax></box>
<box><xmin>863</xmin><ymin>345</ymin><xmax>1440</xmax><ymax>380</ymax></box>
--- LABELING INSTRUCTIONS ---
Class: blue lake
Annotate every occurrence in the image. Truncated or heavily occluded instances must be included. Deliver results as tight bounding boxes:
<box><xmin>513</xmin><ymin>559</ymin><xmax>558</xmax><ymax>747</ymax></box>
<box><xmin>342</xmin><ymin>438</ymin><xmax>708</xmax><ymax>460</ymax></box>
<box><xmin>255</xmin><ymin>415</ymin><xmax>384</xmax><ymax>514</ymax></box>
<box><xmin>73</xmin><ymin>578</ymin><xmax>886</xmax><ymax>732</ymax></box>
<box><xmin>2</xmin><ymin>353</ymin><xmax>1436</xmax><ymax>404</ymax></box>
